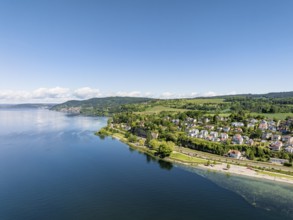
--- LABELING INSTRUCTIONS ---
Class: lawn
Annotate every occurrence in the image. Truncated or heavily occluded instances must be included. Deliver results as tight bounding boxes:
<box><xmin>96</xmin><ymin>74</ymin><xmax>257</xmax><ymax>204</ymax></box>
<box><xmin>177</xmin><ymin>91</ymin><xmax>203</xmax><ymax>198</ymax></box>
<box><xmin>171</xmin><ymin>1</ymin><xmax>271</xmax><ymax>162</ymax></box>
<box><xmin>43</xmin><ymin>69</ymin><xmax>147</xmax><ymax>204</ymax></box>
<box><xmin>138</xmin><ymin>105</ymin><xmax>187</xmax><ymax>114</ymax></box>
<box><xmin>185</xmin><ymin>98</ymin><xmax>225</xmax><ymax>104</ymax></box>
<box><xmin>170</xmin><ymin>152</ymin><xmax>208</xmax><ymax>164</ymax></box>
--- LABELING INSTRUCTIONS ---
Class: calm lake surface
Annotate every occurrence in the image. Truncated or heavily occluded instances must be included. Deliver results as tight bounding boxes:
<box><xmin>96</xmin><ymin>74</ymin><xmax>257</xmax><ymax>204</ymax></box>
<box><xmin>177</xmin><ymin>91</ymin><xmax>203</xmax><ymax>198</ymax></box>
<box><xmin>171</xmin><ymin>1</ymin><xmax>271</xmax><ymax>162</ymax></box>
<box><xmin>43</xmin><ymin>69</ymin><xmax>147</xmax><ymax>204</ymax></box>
<box><xmin>0</xmin><ymin>108</ymin><xmax>292</xmax><ymax>220</ymax></box>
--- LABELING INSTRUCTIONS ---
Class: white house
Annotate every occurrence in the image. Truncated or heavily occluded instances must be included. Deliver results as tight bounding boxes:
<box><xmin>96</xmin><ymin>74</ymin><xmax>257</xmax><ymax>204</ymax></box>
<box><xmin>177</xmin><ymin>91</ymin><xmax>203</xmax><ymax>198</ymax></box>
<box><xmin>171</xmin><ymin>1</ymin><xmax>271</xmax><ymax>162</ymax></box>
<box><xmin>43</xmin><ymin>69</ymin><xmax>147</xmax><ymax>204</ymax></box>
<box><xmin>272</xmin><ymin>135</ymin><xmax>282</xmax><ymax>141</ymax></box>
<box><xmin>223</xmin><ymin>127</ymin><xmax>231</xmax><ymax>133</ymax></box>
<box><xmin>259</xmin><ymin>120</ymin><xmax>268</xmax><ymax>130</ymax></box>
<box><xmin>282</xmin><ymin>136</ymin><xmax>293</xmax><ymax>144</ymax></box>
<box><xmin>232</xmin><ymin>134</ymin><xmax>244</xmax><ymax>145</ymax></box>
<box><xmin>228</xmin><ymin>150</ymin><xmax>241</xmax><ymax>159</ymax></box>
<box><xmin>270</xmin><ymin>141</ymin><xmax>283</xmax><ymax>151</ymax></box>
<box><xmin>285</xmin><ymin>146</ymin><xmax>293</xmax><ymax>153</ymax></box>
<box><xmin>231</xmin><ymin>122</ymin><xmax>244</xmax><ymax>127</ymax></box>
<box><xmin>220</xmin><ymin>133</ymin><xmax>229</xmax><ymax>141</ymax></box>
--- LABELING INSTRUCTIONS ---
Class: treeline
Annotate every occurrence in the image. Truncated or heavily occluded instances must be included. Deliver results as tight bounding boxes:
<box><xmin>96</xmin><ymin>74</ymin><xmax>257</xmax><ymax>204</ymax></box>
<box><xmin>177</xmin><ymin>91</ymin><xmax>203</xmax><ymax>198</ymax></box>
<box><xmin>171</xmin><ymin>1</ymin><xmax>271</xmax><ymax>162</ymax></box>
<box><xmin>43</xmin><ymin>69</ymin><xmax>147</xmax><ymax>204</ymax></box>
<box><xmin>225</xmin><ymin>97</ymin><xmax>293</xmax><ymax>113</ymax></box>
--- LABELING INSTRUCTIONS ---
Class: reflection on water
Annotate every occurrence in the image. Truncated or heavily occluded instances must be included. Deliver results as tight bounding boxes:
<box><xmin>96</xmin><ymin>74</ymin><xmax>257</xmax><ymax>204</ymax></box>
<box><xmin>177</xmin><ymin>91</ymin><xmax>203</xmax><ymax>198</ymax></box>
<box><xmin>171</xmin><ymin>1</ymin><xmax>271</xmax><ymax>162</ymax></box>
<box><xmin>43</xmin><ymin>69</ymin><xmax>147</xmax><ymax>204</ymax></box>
<box><xmin>0</xmin><ymin>108</ymin><xmax>107</xmax><ymax>135</ymax></box>
<box><xmin>181</xmin><ymin>166</ymin><xmax>293</xmax><ymax>218</ymax></box>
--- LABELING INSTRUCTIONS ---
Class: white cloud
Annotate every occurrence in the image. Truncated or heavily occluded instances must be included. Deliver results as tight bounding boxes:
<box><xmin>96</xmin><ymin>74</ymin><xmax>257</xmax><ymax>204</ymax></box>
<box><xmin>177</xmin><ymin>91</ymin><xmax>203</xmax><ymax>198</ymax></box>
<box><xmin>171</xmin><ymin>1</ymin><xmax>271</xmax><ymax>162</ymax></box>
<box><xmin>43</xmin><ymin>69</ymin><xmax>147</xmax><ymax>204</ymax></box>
<box><xmin>201</xmin><ymin>91</ymin><xmax>218</xmax><ymax>97</ymax></box>
<box><xmin>73</xmin><ymin>87</ymin><xmax>102</xmax><ymax>99</ymax></box>
<box><xmin>0</xmin><ymin>87</ymin><xmax>236</xmax><ymax>103</ymax></box>
<box><xmin>159</xmin><ymin>92</ymin><xmax>176</xmax><ymax>99</ymax></box>
<box><xmin>115</xmin><ymin>91</ymin><xmax>142</xmax><ymax>97</ymax></box>
<box><xmin>0</xmin><ymin>87</ymin><xmax>101</xmax><ymax>103</ymax></box>
<box><xmin>32</xmin><ymin>87</ymin><xmax>70</xmax><ymax>99</ymax></box>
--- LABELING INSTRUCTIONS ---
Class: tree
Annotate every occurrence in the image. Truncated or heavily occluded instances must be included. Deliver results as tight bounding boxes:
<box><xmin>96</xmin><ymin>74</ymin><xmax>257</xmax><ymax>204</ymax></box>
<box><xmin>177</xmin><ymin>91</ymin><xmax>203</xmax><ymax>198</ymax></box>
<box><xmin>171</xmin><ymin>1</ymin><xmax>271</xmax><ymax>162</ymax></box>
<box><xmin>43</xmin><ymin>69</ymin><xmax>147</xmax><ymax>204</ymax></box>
<box><xmin>139</xmin><ymin>139</ymin><xmax>145</xmax><ymax>146</ymax></box>
<box><xmin>206</xmin><ymin>160</ymin><xmax>211</xmax><ymax>166</ymax></box>
<box><xmin>158</xmin><ymin>141</ymin><xmax>174</xmax><ymax>158</ymax></box>
<box><xmin>250</xmin><ymin>129</ymin><xmax>262</xmax><ymax>139</ymax></box>
<box><xmin>248</xmin><ymin>151</ymin><xmax>255</xmax><ymax>160</ymax></box>
<box><xmin>128</xmin><ymin>135</ymin><xmax>137</xmax><ymax>143</ymax></box>
<box><xmin>149</xmin><ymin>139</ymin><xmax>160</xmax><ymax>151</ymax></box>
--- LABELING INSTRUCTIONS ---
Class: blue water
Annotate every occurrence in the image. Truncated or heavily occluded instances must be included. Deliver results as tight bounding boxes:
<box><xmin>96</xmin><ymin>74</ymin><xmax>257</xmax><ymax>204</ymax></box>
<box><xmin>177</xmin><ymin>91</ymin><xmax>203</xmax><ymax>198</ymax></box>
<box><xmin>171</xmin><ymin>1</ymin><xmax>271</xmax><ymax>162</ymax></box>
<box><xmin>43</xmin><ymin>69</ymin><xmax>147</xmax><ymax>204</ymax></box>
<box><xmin>0</xmin><ymin>108</ymin><xmax>291</xmax><ymax>220</ymax></box>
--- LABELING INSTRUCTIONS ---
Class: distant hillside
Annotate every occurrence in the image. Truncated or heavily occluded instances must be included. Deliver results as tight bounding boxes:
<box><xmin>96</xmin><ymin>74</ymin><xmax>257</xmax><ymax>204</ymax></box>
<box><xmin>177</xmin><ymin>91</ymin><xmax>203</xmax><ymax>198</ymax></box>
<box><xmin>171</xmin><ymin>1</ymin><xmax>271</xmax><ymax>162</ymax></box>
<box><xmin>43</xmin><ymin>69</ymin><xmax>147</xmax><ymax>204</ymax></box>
<box><xmin>201</xmin><ymin>91</ymin><xmax>293</xmax><ymax>99</ymax></box>
<box><xmin>0</xmin><ymin>104</ymin><xmax>55</xmax><ymax>109</ymax></box>
<box><xmin>51</xmin><ymin>97</ymin><xmax>153</xmax><ymax>116</ymax></box>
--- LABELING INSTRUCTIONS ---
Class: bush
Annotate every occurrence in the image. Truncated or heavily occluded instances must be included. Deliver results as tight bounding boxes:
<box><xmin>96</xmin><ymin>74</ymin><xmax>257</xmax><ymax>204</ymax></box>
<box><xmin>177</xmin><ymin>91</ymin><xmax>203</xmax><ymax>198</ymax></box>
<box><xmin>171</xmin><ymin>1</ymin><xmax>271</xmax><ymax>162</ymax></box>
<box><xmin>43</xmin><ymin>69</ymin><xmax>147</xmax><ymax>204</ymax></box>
<box><xmin>128</xmin><ymin>135</ymin><xmax>138</xmax><ymax>143</ymax></box>
<box><xmin>283</xmin><ymin>162</ymin><xmax>293</xmax><ymax>167</ymax></box>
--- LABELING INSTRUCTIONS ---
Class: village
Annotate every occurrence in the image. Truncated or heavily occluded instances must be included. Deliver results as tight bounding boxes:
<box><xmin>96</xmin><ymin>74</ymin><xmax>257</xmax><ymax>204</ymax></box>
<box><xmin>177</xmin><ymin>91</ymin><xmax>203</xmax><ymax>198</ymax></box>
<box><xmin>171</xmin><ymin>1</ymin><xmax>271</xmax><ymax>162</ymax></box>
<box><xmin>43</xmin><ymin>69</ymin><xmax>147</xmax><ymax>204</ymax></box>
<box><xmin>111</xmin><ymin>112</ymin><xmax>293</xmax><ymax>166</ymax></box>
<box><xmin>181</xmin><ymin>115</ymin><xmax>293</xmax><ymax>162</ymax></box>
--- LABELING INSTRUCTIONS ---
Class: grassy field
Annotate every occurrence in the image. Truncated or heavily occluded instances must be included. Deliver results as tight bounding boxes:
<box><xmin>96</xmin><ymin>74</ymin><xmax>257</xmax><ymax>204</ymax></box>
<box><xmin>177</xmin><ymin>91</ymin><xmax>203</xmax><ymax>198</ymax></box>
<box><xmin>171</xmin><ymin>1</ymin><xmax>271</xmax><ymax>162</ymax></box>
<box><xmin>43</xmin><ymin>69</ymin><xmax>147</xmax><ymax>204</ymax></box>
<box><xmin>170</xmin><ymin>152</ymin><xmax>208</xmax><ymax>164</ymax></box>
<box><xmin>185</xmin><ymin>98</ymin><xmax>225</xmax><ymax>104</ymax></box>
<box><xmin>138</xmin><ymin>105</ymin><xmax>187</xmax><ymax>114</ymax></box>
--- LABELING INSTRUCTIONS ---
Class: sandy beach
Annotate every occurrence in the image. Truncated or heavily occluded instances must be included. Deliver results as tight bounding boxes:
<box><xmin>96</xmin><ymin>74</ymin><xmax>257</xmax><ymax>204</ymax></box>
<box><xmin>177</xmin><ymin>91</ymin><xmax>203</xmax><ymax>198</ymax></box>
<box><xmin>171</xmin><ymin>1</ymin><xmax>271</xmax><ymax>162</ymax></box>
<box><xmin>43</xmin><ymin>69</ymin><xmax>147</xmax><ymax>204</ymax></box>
<box><xmin>198</xmin><ymin>163</ymin><xmax>293</xmax><ymax>185</ymax></box>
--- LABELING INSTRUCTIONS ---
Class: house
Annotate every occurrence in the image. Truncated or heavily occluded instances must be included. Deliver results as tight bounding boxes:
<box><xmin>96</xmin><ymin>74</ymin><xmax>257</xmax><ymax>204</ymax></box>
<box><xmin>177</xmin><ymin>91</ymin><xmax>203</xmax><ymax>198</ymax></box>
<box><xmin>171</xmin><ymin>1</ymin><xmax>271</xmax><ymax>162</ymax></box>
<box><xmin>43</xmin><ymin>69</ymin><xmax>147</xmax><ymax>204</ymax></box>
<box><xmin>246</xmin><ymin>139</ymin><xmax>254</xmax><ymax>146</ymax></box>
<box><xmin>122</xmin><ymin>125</ymin><xmax>132</xmax><ymax>131</ymax></box>
<box><xmin>220</xmin><ymin>133</ymin><xmax>229</xmax><ymax>141</ymax></box>
<box><xmin>151</xmin><ymin>132</ymin><xmax>159</xmax><ymax>139</ymax></box>
<box><xmin>247</xmin><ymin>123</ymin><xmax>255</xmax><ymax>128</ymax></box>
<box><xmin>243</xmin><ymin>136</ymin><xmax>249</xmax><ymax>141</ymax></box>
<box><xmin>223</xmin><ymin>127</ymin><xmax>231</xmax><ymax>133</ymax></box>
<box><xmin>210</xmin><ymin>132</ymin><xmax>218</xmax><ymax>138</ymax></box>
<box><xmin>259</xmin><ymin>123</ymin><xmax>268</xmax><ymax>130</ymax></box>
<box><xmin>205</xmin><ymin>125</ymin><xmax>215</xmax><ymax>130</ymax></box>
<box><xmin>268</xmin><ymin>125</ymin><xmax>277</xmax><ymax>132</ymax></box>
<box><xmin>204</xmin><ymin>118</ymin><xmax>210</xmax><ymax>123</ymax></box>
<box><xmin>171</xmin><ymin>119</ymin><xmax>180</xmax><ymax>125</ymax></box>
<box><xmin>259</xmin><ymin>120</ymin><xmax>268</xmax><ymax>130</ymax></box>
<box><xmin>231</xmin><ymin>122</ymin><xmax>244</xmax><ymax>127</ymax></box>
<box><xmin>285</xmin><ymin>146</ymin><xmax>293</xmax><ymax>153</ymax></box>
<box><xmin>187</xmin><ymin>117</ymin><xmax>197</xmax><ymax>123</ymax></box>
<box><xmin>262</xmin><ymin>132</ymin><xmax>272</xmax><ymax>140</ymax></box>
<box><xmin>282</xmin><ymin>136</ymin><xmax>293</xmax><ymax>144</ymax></box>
<box><xmin>200</xmin><ymin>130</ymin><xmax>209</xmax><ymax>138</ymax></box>
<box><xmin>268</xmin><ymin>120</ymin><xmax>276</xmax><ymax>126</ymax></box>
<box><xmin>250</xmin><ymin>119</ymin><xmax>258</xmax><ymax>124</ymax></box>
<box><xmin>272</xmin><ymin>134</ymin><xmax>281</xmax><ymax>141</ymax></box>
<box><xmin>270</xmin><ymin>141</ymin><xmax>283</xmax><ymax>151</ymax></box>
<box><xmin>189</xmin><ymin>129</ymin><xmax>199</xmax><ymax>137</ymax></box>
<box><xmin>228</xmin><ymin>150</ymin><xmax>241</xmax><ymax>159</ymax></box>
<box><xmin>234</xmin><ymin>128</ymin><xmax>243</xmax><ymax>133</ymax></box>
<box><xmin>232</xmin><ymin>134</ymin><xmax>244</xmax><ymax>145</ymax></box>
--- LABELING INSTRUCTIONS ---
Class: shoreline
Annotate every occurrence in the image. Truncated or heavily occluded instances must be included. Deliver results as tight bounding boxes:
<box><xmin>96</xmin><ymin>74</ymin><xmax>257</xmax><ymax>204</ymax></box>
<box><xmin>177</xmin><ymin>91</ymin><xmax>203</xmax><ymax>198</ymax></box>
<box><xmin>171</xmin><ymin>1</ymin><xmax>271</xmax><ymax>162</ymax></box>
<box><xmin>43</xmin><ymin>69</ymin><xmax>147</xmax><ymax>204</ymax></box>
<box><xmin>109</xmin><ymin>133</ymin><xmax>293</xmax><ymax>186</ymax></box>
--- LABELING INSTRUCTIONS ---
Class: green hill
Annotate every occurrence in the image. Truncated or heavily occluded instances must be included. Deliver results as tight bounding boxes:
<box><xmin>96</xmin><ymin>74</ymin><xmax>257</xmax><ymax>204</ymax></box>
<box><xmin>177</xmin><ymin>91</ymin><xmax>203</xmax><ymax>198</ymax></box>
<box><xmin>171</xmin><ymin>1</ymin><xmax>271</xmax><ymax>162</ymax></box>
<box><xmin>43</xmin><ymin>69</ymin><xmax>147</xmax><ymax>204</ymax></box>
<box><xmin>51</xmin><ymin>97</ymin><xmax>153</xmax><ymax>116</ymax></box>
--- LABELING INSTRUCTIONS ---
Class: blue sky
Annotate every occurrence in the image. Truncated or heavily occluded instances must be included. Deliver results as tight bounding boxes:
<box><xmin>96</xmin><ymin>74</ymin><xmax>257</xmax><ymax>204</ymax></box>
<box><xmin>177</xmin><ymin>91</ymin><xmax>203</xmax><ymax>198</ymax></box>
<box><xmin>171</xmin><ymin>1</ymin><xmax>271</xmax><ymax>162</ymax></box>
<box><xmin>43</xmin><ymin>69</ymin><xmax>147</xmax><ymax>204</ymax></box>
<box><xmin>0</xmin><ymin>0</ymin><xmax>292</xmax><ymax>103</ymax></box>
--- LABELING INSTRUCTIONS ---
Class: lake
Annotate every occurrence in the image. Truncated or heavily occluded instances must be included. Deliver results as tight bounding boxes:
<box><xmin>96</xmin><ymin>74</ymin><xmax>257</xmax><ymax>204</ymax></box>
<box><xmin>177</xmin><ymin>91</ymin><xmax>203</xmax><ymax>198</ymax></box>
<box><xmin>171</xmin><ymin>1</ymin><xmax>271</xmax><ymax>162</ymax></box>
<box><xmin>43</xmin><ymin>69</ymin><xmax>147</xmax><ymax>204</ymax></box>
<box><xmin>0</xmin><ymin>108</ymin><xmax>292</xmax><ymax>220</ymax></box>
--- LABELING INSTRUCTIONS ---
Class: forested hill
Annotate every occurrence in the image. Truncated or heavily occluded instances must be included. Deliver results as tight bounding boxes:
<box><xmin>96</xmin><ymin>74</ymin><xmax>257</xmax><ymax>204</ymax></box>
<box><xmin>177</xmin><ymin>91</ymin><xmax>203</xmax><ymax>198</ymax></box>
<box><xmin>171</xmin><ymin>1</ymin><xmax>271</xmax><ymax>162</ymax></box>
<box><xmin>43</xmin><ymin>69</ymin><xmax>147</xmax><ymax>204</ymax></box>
<box><xmin>50</xmin><ymin>97</ymin><xmax>153</xmax><ymax>116</ymax></box>
<box><xmin>206</xmin><ymin>91</ymin><xmax>293</xmax><ymax>99</ymax></box>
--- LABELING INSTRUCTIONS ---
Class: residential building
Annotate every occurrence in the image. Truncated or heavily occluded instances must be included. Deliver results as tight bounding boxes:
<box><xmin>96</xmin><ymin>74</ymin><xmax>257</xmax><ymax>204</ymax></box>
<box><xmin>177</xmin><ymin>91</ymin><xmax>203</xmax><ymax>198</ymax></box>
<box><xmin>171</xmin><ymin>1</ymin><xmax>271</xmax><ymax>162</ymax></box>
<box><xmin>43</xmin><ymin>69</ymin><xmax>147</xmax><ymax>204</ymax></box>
<box><xmin>228</xmin><ymin>150</ymin><xmax>241</xmax><ymax>159</ymax></box>
<box><xmin>232</xmin><ymin>134</ymin><xmax>244</xmax><ymax>145</ymax></box>
<box><xmin>272</xmin><ymin>134</ymin><xmax>281</xmax><ymax>141</ymax></box>
<box><xmin>270</xmin><ymin>141</ymin><xmax>283</xmax><ymax>151</ymax></box>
